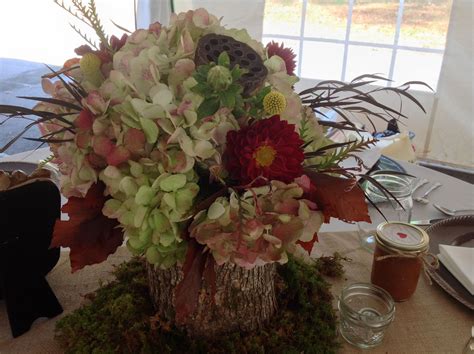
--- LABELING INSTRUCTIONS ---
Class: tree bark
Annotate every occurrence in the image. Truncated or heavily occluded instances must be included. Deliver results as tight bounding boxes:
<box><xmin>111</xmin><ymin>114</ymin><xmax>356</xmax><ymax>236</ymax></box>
<box><xmin>146</xmin><ymin>261</ymin><xmax>277</xmax><ymax>338</ymax></box>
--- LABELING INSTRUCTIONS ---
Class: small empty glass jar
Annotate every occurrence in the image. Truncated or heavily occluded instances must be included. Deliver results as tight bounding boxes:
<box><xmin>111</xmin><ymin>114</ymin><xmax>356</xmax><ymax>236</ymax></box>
<box><xmin>338</xmin><ymin>283</ymin><xmax>395</xmax><ymax>349</ymax></box>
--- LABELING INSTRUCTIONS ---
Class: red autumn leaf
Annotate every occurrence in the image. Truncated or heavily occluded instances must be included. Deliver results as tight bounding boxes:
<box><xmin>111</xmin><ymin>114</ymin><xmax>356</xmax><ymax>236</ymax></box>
<box><xmin>305</xmin><ymin>170</ymin><xmax>371</xmax><ymax>223</ymax></box>
<box><xmin>174</xmin><ymin>240</ymin><xmax>207</xmax><ymax>324</ymax></box>
<box><xmin>297</xmin><ymin>232</ymin><xmax>319</xmax><ymax>255</ymax></box>
<box><xmin>51</xmin><ymin>182</ymin><xmax>123</xmax><ymax>272</ymax></box>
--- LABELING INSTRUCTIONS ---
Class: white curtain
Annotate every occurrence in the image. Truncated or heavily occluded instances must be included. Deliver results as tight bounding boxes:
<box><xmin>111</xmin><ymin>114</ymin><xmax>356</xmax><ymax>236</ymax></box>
<box><xmin>137</xmin><ymin>0</ymin><xmax>265</xmax><ymax>41</ymax></box>
<box><xmin>137</xmin><ymin>0</ymin><xmax>172</xmax><ymax>28</ymax></box>
<box><xmin>421</xmin><ymin>0</ymin><xmax>474</xmax><ymax>168</ymax></box>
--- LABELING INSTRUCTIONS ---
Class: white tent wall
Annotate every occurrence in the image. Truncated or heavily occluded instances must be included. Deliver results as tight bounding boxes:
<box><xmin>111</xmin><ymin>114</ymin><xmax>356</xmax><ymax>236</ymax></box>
<box><xmin>175</xmin><ymin>0</ymin><xmax>265</xmax><ymax>41</ymax></box>
<box><xmin>424</xmin><ymin>0</ymin><xmax>473</xmax><ymax>169</ymax></box>
<box><xmin>137</xmin><ymin>0</ymin><xmax>265</xmax><ymax>40</ymax></box>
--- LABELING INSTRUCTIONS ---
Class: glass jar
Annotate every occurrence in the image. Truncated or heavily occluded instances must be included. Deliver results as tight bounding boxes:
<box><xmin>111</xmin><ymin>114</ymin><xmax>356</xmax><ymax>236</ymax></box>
<box><xmin>338</xmin><ymin>283</ymin><xmax>395</xmax><ymax>349</ymax></box>
<box><xmin>371</xmin><ymin>222</ymin><xmax>429</xmax><ymax>301</ymax></box>
<box><xmin>364</xmin><ymin>173</ymin><xmax>416</xmax><ymax>222</ymax></box>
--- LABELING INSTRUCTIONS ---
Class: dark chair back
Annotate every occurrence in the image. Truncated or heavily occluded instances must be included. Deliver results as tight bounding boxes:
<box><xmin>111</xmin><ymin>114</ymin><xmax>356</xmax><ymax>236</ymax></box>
<box><xmin>0</xmin><ymin>179</ymin><xmax>63</xmax><ymax>337</ymax></box>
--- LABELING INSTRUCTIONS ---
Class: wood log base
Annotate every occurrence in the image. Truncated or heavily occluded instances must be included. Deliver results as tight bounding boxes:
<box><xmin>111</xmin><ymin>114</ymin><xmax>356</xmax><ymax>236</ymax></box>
<box><xmin>146</xmin><ymin>262</ymin><xmax>277</xmax><ymax>338</ymax></box>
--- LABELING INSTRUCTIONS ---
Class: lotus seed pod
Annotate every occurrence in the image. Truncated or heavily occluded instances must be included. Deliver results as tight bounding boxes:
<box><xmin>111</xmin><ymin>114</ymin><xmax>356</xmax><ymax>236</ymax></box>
<box><xmin>0</xmin><ymin>172</ymin><xmax>10</xmax><ymax>191</ymax></box>
<box><xmin>80</xmin><ymin>53</ymin><xmax>104</xmax><ymax>87</ymax></box>
<box><xmin>119</xmin><ymin>176</ymin><xmax>138</xmax><ymax>196</ymax></box>
<box><xmin>135</xmin><ymin>185</ymin><xmax>155</xmax><ymax>205</ymax></box>
<box><xmin>207</xmin><ymin>65</ymin><xmax>233</xmax><ymax>91</ymax></box>
<box><xmin>195</xmin><ymin>34</ymin><xmax>268</xmax><ymax>96</ymax></box>
<box><xmin>159</xmin><ymin>174</ymin><xmax>187</xmax><ymax>192</ymax></box>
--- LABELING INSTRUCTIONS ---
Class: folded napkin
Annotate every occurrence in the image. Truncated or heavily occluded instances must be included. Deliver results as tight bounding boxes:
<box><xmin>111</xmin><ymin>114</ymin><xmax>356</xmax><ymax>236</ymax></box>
<box><xmin>378</xmin><ymin>132</ymin><xmax>417</xmax><ymax>163</ymax></box>
<box><xmin>437</xmin><ymin>244</ymin><xmax>474</xmax><ymax>295</ymax></box>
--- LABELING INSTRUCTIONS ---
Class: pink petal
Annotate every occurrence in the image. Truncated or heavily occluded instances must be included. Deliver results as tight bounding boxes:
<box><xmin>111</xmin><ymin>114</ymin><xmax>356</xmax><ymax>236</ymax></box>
<box><xmin>75</xmin><ymin>109</ymin><xmax>94</xmax><ymax>131</ymax></box>
<box><xmin>107</xmin><ymin>146</ymin><xmax>130</xmax><ymax>166</ymax></box>
<box><xmin>124</xmin><ymin>128</ymin><xmax>146</xmax><ymax>154</ymax></box>
<box><xmin>93</xmin><ymin>136</ymin><xmax>114</xmax><ymax>157</ymax></box>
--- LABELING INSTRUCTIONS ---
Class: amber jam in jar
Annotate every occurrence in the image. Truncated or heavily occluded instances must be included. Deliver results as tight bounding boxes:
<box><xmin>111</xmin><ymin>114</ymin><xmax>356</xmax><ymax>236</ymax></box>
<box><xmin>371</xmin><ymin>222</ymin><xmax>429</xmax><ymax>302</ymax></box>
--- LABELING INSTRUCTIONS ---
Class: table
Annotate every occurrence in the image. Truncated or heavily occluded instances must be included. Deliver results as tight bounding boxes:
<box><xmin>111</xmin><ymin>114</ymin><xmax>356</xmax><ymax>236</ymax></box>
<box><xmin>1</xmin><ymin>233</ymin><xmax>472</xmax><ymax>353</ymax></box>
<box><xmin>0</xmin><ymin>149</ymin><xmax>473</xmax><ymax>353</ymax></box>
<box><xmin>321</xmin><ymin>159</ymin><xmax>474</xmax><ymax>233</ymax></box>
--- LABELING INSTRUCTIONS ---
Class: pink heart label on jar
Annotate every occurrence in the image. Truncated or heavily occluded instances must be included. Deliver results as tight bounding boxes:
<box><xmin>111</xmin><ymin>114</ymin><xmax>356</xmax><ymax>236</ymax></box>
<box><xmin>397</xmin><ymin>232</ymin><xmax>408</xmax><ymax>239</ymax></box>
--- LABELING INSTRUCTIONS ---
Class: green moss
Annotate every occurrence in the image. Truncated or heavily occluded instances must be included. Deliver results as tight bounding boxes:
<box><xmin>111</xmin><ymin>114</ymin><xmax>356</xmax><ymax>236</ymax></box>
<box><xmin>55</xmin><ymin>257</ymin><xmax>342</xmax><ymax>353</ymax></box>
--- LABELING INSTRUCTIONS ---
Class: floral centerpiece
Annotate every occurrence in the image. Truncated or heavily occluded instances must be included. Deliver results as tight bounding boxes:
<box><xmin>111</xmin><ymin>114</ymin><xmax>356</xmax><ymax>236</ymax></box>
<box><xmin>0</xmin><ymin>0</ymin><xmax>427</xmax><ymax>340</ymax></box>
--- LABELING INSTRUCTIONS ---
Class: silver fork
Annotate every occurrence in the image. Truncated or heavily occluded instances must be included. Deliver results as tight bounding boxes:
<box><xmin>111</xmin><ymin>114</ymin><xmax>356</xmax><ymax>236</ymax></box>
<box><xmin>412</xmin><ymin>178</ymin><xmax>429</xmax><ymax>194</ymax></box>
<box><xmin>413</xmin><ymin>182</ymin><xmax>442</xmax><ymax>204</ymax></box>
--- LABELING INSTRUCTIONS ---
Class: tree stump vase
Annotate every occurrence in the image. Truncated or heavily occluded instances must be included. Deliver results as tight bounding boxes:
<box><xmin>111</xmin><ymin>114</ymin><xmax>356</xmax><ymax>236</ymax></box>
<box><xmin>146</xmin><ymin>261</ymin><xmax>277</xmax><ymax>338</ymax></box>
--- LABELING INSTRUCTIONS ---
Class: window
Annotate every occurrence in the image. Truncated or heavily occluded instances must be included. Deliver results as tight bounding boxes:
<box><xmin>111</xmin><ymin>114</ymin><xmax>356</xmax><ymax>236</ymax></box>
<box><xmin>262</xmin><ymin>0</ymin><xmax>453</xmax><ymax>90</ymax></box>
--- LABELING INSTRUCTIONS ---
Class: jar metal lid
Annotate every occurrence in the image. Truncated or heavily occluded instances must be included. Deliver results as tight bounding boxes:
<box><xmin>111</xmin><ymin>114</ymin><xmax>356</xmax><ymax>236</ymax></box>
<box><xmin>376</xmin><ymin>222</ymin><xmax>429</xmax><ymax>253</ymax></box>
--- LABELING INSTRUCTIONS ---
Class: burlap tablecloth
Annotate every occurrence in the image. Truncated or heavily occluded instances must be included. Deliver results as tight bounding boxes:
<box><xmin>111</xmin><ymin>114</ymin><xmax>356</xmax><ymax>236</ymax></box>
<box><xmin>1</xmin><ymin>231</ymin><xmax>472</xmax><ymax>353</ymax></box>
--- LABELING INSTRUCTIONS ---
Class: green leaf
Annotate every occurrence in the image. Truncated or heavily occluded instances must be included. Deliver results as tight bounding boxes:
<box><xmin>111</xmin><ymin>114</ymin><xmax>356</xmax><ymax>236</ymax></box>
<box><xmin>232</xmin><ymin>107</ymin><xmax>244</xmax><ymax>118</ymax></box>
<box><xmin>194</xmin><ymin>65</ymin><xmax>211</xmax><ymax>81</ymax></box>
<box><xmin>256</xmin><ymin>86</ymin><xmax>271</xmax><ymax>101</ymax></box>
<box><xmin>191</xmin><ymin>82</ymin><xmax>210</xmax><ymax>96</ymax></box>
<box><xmin>217</xmin><ymin>51</ymin><xmax>230</xmax><ymax>67</ymax></box>
<box><xmin>197</xmin><ymin>97</ymin><xmax>220</xmax><ymax>119</ymax></box>
<box><xmin>231</xmin><ymin>65</ymin><xmax>243</xmax><ymax>81</ymax></box>
<box><xmin>226</xmin><ymin>84</ymin><xmax>242</xmax><ymax>96</ymax></box>
<box><xmin>220</xmin><ymin>91</ymin><xmax>236</xmax><ymax>109</ymax></box>
<box><xmin>247</xmin><ymin>107</ymin><xmax>255</xmax><ymax>117</ymax></box>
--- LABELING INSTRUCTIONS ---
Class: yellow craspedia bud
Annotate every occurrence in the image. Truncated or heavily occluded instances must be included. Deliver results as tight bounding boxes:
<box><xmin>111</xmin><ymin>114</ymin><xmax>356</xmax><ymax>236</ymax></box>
<box><xmin>263</xmin><ymin>91</ymin><xmax>287</xmax><ymax>115</ymax></box>
<box><xmin>80</xmin><ymin>53</ymin><xmax>101</xmax><ymax>74</ymax></box>
<box><xmin>79</xmin><ymin>53</ymin><xmax>104</xmax><ymax>87</ymax></box>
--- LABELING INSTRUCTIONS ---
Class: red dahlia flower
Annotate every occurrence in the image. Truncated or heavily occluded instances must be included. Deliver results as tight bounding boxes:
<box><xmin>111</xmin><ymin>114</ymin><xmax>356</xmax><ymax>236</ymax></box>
<box><xmin>266</xmin><ymin>41</ymin><xmax>297</xmax><ymax>75</ymax></box>
<box><xmin>224</xmin><ymin>116</ymin><xmax>304</xmax><ymax>186</ymax></box>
